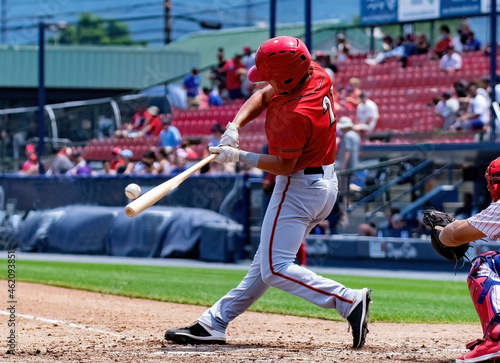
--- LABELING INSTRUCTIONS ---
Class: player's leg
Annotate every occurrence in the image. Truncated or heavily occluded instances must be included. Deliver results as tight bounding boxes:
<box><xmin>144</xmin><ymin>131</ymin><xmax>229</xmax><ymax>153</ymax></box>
<box><xmin>259</xmin><ymin>174</ymin><xmax>371</xmax><ymax>348</ymax></box>
<box><xmin>259</xmin><ymin>175</ymin><xmax>357</xmax><ymax>315</ymax></box>
<box><xmin>165</xmin><ymin>248</ymin><xmax>270</xmax><ymax>344</ymax></box>
<box><xmin>457</xmin><ymin>252</ymin><xmax>500</xmax><ymax>362</ymax></box>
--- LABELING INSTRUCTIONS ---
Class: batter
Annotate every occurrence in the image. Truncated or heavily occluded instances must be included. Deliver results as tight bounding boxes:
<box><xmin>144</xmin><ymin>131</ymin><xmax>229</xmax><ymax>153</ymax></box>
<box><xmin>165</xmin><ymin>36</ymin><xmax>372</xmax><ymax>349</ymax></box>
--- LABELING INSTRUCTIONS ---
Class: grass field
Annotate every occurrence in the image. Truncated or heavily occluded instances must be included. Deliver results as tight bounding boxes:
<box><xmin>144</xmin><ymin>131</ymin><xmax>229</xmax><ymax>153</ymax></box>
<box><xmin>0</xmin><ymin>259</ymin><xmax>478</xmax><ymax>324</ymax></box>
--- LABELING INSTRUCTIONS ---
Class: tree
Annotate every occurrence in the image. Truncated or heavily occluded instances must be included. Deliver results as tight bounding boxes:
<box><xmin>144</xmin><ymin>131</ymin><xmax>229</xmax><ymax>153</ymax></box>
<box><xmin>49</xmin><ymin>12</ymin><xmax>146</xmax><ymax>46</ymax></box>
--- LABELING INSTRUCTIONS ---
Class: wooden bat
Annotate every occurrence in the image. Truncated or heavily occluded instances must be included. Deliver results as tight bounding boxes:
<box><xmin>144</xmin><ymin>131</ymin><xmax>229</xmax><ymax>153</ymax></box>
<box><xmin>125</xmin><ymin>154</ymin><xmax>217</xmax><ymax>217</ymax></box>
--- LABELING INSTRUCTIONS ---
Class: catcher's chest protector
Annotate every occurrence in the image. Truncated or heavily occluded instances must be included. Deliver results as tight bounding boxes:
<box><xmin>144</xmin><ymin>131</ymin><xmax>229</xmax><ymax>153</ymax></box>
<box><xmin>468</xmin><ymin>251</ymin><xmax>500</xmax><ymax>335</ymax></box>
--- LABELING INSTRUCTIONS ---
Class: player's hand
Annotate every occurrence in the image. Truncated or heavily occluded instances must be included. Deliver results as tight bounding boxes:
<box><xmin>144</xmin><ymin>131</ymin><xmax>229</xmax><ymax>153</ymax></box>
<box><xmin>209</xmin><ymin>146</ymin><xmax>240</xmax><ymax>163</ymax></box>
<box><xmin>219</xmin><ymin>122</ymin><xmax>239</xmax><ymax>148</ymax></box>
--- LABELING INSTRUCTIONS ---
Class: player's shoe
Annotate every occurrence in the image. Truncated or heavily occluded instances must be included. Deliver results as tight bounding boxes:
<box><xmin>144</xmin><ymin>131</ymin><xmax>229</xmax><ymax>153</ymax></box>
<box><xmin>346</xmin><ymin>288</ymin><xmax>372</xmax><ymax>349</ymax></box>
<box><xmin>165</xmin><ymin>321</ymin><xmax>226</xmax><ymax>345</ymax></box>
<box><xmin>457</xmin><ymin>337</ymin><xmax>500</xmax><ymax>362</ymax></box>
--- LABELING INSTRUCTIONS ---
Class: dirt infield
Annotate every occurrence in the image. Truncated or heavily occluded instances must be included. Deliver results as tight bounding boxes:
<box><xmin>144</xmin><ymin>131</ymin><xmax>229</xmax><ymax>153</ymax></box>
<box><xmin>0</xmin><ymin>282</ymin><xmax>483</xmax><ymax>363</ymax></box>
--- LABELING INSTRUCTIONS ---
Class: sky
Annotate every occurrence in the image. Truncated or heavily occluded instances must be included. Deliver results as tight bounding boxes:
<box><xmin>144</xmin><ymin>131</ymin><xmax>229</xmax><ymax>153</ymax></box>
<box><xmin>0</xmin><ymin>0</ymin><xmax>360</xmax><ymax>46</ymax></box>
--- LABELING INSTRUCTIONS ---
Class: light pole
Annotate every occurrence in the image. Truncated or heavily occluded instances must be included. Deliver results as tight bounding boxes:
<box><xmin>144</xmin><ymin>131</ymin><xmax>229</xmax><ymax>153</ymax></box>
<box><xmin>37</xmin><ymin>21</ymin><xmax>46</xmax><ymax>174</ymax></box>
<box><xmin>37</xmin><ymin>21</ymin><xmax>65</xmax><ymax>174</ymax></box>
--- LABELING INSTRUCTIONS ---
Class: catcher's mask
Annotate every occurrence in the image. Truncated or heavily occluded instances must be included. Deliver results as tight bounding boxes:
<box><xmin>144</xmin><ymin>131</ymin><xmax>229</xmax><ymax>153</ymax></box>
<box><xmin>486</xmin><ymin>156</ymin><xmax>500</xmax><ymax>202</ymax></box>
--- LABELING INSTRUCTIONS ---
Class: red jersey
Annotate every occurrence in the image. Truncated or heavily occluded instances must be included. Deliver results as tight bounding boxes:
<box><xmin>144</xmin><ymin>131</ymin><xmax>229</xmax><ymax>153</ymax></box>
<box><xmin>265</xmin><ymin>63</ymin><xmax>336</xmax><ymax>173</ymax></box>
<box><xmin>223</xmin><ymin>59</ymin><xmax>245</xmax><ymax>90</ymax></box>
<box><xmin>147</xmin><ymin>116</ymin><xmax>162</xmax><ymax>136</ymax></box>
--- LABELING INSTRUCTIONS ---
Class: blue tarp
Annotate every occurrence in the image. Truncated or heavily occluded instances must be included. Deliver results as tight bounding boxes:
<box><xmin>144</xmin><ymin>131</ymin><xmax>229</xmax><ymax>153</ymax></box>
<box><xmin>18</xmin><ymin>205</ymin><xmax>243</xmax><ymax>259</ymax></box>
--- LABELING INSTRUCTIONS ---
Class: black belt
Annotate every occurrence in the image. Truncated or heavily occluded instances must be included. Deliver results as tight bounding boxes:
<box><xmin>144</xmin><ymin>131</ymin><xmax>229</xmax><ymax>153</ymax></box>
<box><xmin>304</xmin><ymin>166</ymin><xmax>324</xmax><ymax>175</ymax></box>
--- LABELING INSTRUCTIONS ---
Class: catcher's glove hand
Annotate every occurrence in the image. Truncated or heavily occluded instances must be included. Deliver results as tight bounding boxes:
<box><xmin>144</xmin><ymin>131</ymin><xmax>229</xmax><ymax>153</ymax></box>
<box><xmin>421</xmin><ymin>209</ymin><xmax>470</xmax><ymax>265</ymax></box>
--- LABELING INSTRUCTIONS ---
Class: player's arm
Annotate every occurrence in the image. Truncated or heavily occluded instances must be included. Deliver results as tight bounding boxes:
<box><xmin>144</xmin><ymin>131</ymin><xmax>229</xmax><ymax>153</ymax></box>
<box><xmin>231</xmin><ymin>85</ymin><xmax>275</xmax><ymax>128</ymax></box>
<box><xmin>439</xmin><ymin>219</ymin><xmax>486</xmax><ymax>247</ymax></box>
<box><xmin>219</xmin><ymin>84</ymin><xmax>275</xmax><ymax>147</ymax></box>
<box><xmin>255</xmin><ymin>154</ymin><xmax>299</xmax><ymax>176</ymax></box>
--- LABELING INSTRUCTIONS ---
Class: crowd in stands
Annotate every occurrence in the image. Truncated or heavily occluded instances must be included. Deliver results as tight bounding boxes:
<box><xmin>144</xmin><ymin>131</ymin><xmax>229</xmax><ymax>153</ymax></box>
<box><xmin>19</xmin><ymin>20</ymin><xmax>497</xmax><ymax>184</ymax></box>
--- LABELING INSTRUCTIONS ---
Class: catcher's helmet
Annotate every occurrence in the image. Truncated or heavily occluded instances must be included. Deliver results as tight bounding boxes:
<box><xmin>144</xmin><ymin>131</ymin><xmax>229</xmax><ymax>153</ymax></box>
<box><xmin>248</xmin><ymin>36</ymin><xmax>312</xmax><ymax>92</ymax></box>
<box><xmin>486</xmin><ymin>156</ymin><xmax>500</xmax><ymax>202</ymax></box>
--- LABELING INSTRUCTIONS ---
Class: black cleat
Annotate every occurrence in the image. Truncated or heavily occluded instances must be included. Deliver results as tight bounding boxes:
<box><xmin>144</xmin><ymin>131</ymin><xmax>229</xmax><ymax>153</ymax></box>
<box><xmin>165</xmin><ymin>321</ymin><xmax>226</xmax><ymax>345</ymax></box>
<box><xmin>346</xmin><ymin>288</ymin><xmax>372</xmax><ymax>349</ymax></box>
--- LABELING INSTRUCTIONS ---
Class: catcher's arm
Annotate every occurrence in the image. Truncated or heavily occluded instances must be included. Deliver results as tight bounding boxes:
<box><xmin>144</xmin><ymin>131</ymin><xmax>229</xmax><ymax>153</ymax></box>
<box><xmin>439</xmin><ymin>220</ymin><xmax>486</xmax><ymax>247</ymax></box>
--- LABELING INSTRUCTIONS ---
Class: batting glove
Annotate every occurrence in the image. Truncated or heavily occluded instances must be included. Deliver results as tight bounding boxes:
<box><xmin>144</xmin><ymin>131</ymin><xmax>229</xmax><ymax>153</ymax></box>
<box><xmin>209</xmin><ymin>146</ymin><xmax>240</xmax><ymax>163</ymax></box>
<box><xmin>219</xmin><ymin>122</ymin><xmax>239</xmax><ymax>148</ymax></box>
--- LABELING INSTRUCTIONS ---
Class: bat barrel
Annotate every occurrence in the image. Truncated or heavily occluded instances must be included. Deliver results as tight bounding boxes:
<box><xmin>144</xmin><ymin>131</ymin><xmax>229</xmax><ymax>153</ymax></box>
<box><xmin>124</xmin><ymin>154</ymin><xmax>217</xmax><ymax>218</ymax></box>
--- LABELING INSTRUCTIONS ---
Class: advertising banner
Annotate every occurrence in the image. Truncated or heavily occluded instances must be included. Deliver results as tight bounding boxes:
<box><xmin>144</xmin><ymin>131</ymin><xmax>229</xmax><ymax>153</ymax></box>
<box><xmin>441</xmin><ymin>0</ymin><xmax>481</xmax><ymax>17</ymax></box>
<box><xmin>398</xmin><ymin>0</ymin><xmax>441</xmax><ymax>22</ymax></box>
<box><xmin>361</xmin><ymin>0</ymin><xmax>398</xmax><ymax>25</ymax></box>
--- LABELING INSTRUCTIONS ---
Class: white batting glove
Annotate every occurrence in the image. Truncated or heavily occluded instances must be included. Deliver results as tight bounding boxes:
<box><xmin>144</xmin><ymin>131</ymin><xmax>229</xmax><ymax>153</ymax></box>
<box><xmin>209</xmin><ymin>146</ymin><xmax>240</xmax><ymax>163</ymax></box>
<box><xmin>219</xmin><ymin>122</ymin><xmax>239</xmax><ymax>148</ymax></box>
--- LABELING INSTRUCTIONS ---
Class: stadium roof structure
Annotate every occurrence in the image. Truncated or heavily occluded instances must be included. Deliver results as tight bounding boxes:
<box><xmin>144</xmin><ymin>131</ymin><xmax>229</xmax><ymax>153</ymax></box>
<box><xmin>0</xmin><ymin>45</ymin><xmax>199</xmax><ymax>90</ymax></box>
<box><xmin>164</xmin><ymin>20</ymin><xmax>371</xmax><ymax>71</ymax></box>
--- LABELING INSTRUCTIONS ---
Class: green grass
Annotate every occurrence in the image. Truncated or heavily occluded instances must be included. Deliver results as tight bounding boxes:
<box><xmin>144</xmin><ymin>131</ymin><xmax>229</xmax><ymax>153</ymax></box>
<box><xmin>0</xmin><ymin>259</ymin><xmax>478</xmax><ymax>324</ymax></box>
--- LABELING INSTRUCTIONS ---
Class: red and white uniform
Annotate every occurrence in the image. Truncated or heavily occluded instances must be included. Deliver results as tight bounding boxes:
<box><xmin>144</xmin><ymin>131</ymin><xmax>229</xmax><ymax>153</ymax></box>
<box><xmin>468</xmin><ymin>202</ymin><xmax>500</xmax><ymax>240</ymax></box>
<box><xmin>199</xmin><ymin>64</ymin><xmax>362</xmax><ymax>334</ymax></box>
<box><xmin>265</xmin><ymin>63</ymin><xmax>336</xmax><ymax>172</ymax></box>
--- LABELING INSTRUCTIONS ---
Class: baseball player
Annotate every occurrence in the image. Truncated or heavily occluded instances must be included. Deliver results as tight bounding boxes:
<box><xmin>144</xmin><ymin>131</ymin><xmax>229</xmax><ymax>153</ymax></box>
<box><xmin>434</xmin><ymin>156</ymin><xmax>500</xmax><ymax>363</ymax></box>
<box><xmin>165</xmin><ymin>36</ymin><xmax>372</xmax><ymax>349</ymax></box>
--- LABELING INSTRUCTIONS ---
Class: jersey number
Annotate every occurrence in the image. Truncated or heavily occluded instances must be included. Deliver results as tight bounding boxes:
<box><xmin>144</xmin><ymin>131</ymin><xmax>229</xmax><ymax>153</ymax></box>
<box><xmin>322</xmin><ymin>85</ymin><xmax>336</xmax><ymax>128</ymax></box>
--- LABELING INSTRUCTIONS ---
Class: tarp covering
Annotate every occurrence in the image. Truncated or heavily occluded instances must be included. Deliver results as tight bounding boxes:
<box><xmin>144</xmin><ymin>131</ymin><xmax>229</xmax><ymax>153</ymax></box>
<box><xmin>18</xmin><ymin>205</ymin><xmax>242</xmax><ymax>259</ymax></box>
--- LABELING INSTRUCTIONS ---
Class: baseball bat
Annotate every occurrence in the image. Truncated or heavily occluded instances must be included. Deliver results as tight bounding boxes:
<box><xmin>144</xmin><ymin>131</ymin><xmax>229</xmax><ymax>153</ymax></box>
<box><xmin>125</xmin><ymin>154</ymin><xmax>217</xmax><ymax>218</ymax></box>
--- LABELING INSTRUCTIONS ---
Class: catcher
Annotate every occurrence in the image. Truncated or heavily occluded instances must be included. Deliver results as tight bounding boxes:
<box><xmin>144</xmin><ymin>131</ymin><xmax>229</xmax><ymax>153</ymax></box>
<box><xmin>422</xmin><ymin>156</ymin><xmax>500</xmax><ymax>363</ymax></box>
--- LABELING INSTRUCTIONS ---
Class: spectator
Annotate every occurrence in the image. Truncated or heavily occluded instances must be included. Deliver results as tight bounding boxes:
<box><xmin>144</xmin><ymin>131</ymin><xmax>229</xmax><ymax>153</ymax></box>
<box><xmin>209</xmin><ymin>48</ymin><xmax>227</xmax><ymax>96</ymax></box>
<box><xmin>365</xmin><ymin>36</ymin><xmax>406</xmax><ymax>66</ymax></box>
<box><xmin>157</xmin><ymin>146</ymin><xmax>174</xmax><ymax>175</ymax></box>
<box><xmin>355</xmin><ymin>93</ymin><xmax>379</xmax><ymax>133</ymax></box>
<box><xmin>203</xmin><ymin>87</ymin><xmax>223</xmax><ymax>107</ymax></box>
<box><xmin>116</xmin><ymin>149</ymin><xmax>135</xmax><ymax>175</ymax></box>
<box><xmin>184</xmin><ymin>68</ymin><xmax>201</xmax><ymax>109</ymax></box>
<box><xmin>381</xmin><ymin>34</ymin><xmax>393</xmax><ymax>52</ymax></box>
<box><xmin>336</xmin><ymin>117</ymin><xmax>360</xmax><ymax>171</ymax></box>
<box><xmin>114</xmin><ymin>107</ymin><xmax>147</xmax><ymax>138</ymax></box>
<box><xmin>241</xmin><ymin>46</ymin><xmax>256</xmax><ymax>98</ymax></box>
<box><xmin>137</xmin><ymin>106</ymin><xmax>162</xmax><ymax>137</ymax></box>
<box><xmin>315</xmin><ymin>51</ymin><xmax>335</xmax><ymax>83</ymax></box>
<box><xmin>453</xmin><ymin>81</ymin><xmax>491</xmax><ymax>131</ymax></box>
<box><xmin>180</xmin><ymin>138</ymin><xmax>199</xmax><ymax>160</ymax></box>
<box><xmin>20</xmin><ymin>144</ymin><xmax>39</xmax><ymax>175</ymax></box>
<box><xmin>208</xmin><ymin>123</ymin><xmax>224</xmax><ymax>147</ymax></box>
<box><xmin>133</xmin><ymin>150</ymin><xmax>159</xmax><ymax>175</ymax></box>
<box><xmin>241</xmin><ymin>46</ymin><xmax>255</xmax><ymax>70</ymax></box>
<box><xmin>66</xmin><ymin>151</ymin><xmax>92</xmax><ymax>176</ymax></box>
<box><xmin>13</xmin><ymin>117</ymin><xmax>37</xmax><ymax>161</ymax></box>
<box><xmin>344</xmin><ymin>77</ymin><xmax>363</xmax><ymax>109</ymax></box>
<box><xmin>159</xmin><ymin>116</ymin><xmax>181</xmax><ymax>148</ymax></box>
<box><xmin>416</xmin><ymin>34</ymin><xmax>430</xmax><ymax>54</ymax></box>
<box><xmin>403</xmin><ymin>34</ymin><xmax>419</xmax><ymax>57</ymax></box>
<box><xmin>334</xmin><ymin>33</ymin><xmax>351</xmax><ymax>63</ymax></box>
<box><xmin>439</xmin><ymin>45</ymin><xmax>462</xmax><ymax>73</ymax></box>
<box><xmin>71</xmin><ymin>119</ymin><xmax>93</xmax><ymax>142</ymax></box>
<box><xmin>463</xmin><ymin>31</ymin><xmax>481</xmax><ymax>52</ymax></box>
<box><xmin>453</xmin><ymin>27</ymin><xmax>465</xmax><ymax>53</ymax></box>
<box><xmin>434</xmin><ymin>25</ymin><xmax>453</xmax><ymax>59</ymax></box>
<box><xmin>109</xmin><ymin>147</ymin><xmax>123</xmax><ymax>171</ymax></box>
<box><xmin>434</xmin><ymin>92</ymin><xmax>460</xmax><ymax>130</ymax></box>
<box><xmin>48</xmin><ymin>146</ymin><xmax>74</xmax><ymax>175</ymax></box>
<box><xmin>99</xmin><ymin>161</ymin><xmax>117</xmax><ymax>176</ymax></box>
<box><xmin>170</xmin><ymin>148</ymin><xmax>188</xmax><ymax>174</ymax></box>
<box><xmin>222</xmin><ymin>53</ymin><xmax>246</xmax><ymax>100</ymax></box>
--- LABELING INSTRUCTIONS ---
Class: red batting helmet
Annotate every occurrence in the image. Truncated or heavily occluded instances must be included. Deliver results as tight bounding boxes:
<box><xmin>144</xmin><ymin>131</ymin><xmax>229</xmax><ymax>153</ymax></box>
<box><xmin>248</xmin><ymin>36</ymin><xmax>312</xmax><ymax>92</ymax></box>
<box><xmin>486</xmin><ymin>156</ymin><xmax>500</xmax><ymax>202</ymax></box>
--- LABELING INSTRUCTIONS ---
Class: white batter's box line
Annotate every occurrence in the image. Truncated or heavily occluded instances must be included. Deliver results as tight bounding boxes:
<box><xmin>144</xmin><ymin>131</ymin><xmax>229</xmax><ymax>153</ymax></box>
<box><xmin>0</xmin><ymin>310</ymin><xmax>140</xmax><ymax>341</ymax></box>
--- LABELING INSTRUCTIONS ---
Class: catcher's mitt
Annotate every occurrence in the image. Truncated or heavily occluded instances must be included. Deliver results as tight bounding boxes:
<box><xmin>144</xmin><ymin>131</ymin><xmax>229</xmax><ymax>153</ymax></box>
<box><xmin>421</xmin><ymin>209</ymin><xmax>470</xmax><ymax>265</ymax></box>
